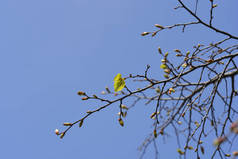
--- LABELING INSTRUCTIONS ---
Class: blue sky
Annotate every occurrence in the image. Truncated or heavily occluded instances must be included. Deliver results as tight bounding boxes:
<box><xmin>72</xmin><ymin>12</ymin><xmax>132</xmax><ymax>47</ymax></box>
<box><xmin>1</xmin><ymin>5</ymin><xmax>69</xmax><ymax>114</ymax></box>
<box><xmin>0</xmin><ymin>0</ymin><xmax>238</xmax><ymax>159</ymax></box>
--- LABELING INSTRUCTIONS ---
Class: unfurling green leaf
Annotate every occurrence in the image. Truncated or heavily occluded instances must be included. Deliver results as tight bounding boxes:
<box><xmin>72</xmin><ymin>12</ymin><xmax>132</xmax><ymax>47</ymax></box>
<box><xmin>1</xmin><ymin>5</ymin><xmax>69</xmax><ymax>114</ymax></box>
<box><xmin>164</xmin><ymin>74</ymin><xmax>169</xmax><ymax>79</ymax></box>
<box><xmin>113</xmin><ymin>73</ymin><xmax>126</xmax><ymax>92</ymax></box>
<box><xmin>177</xmin><ymin>148</ymin><xmax>185</xmax><ymax>155</ymax></box>
<box><xmin>225</xmin><ymin>154</ymin><xmax>231</xmax><ymax>157</ymax></box>
<box><xmin>121</xmin><ymin>104</ymin><xmax>128</xmax><ymax>110</ymax></box>
<box><xmin>160</xmin><ymin>64</ymin><xmax>167</xmax><ymax>69</ymax></box>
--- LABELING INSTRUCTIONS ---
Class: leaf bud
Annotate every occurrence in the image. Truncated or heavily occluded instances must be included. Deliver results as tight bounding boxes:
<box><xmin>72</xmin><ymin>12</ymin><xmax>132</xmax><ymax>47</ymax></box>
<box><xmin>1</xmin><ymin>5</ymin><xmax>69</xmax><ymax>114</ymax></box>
<box><xmin>233</xmin><ymin>151</ymin><xmax>238</xmax><ymax>156</ymax></box>
<box><xmin>150</xmin><ymin>112</ymin><xmax>157</xmax><ymax>119</ymax></box>
<box><xmin>182</xmin><ymin>63</ymin><xmax>187</xmax><ymax>68</ymax></box>
<box><xmin>161</xmin><ymin>59</ymin><xmax>166</xmax><ymax>63</ymax></box>
<box><xmin>152</xmin><ymin>32</ymin><xmax>157</xmax><ymax>37</ymax></box>
<box><xmin>93</xmin><ymin>94</ymin><xmax>98</xmax><ymax>98</ymax></box>
<box><xmin>177</xmin><ymin>148</ymin><xmax>185</xmax><ymax>155</ymax></box>
<box><xmin>164</xmin><ymin>74</ymin><xmax>169</xmax><ymax>79</ymax></box>
<box><xmin>174</xmin><ymin>49</ymin><xmax>181</xmax><ymax>53</ymax></box>
<box><xmin>121</xmin><ymin>104</ymin><xmax>128</xmax><ymax>110</ymax></box>
<box><xmin>122</xmin><ymin>112</ymin><xmax>127</xmax><ymax>118</ymax></box>
<box><xmin>160</xmin><ymin>64</ymin><xmax>167</xmax><ymax>69</ymax></box>
<box><xmin>164</xmin><ymin>69</ymin><xmax>171</xmax><ymax>74</ymax></box>
<box><xmin>187</xmin><ymin>146</ymin><xmax>193</xmax><ymax>150</ymax></box>
<box><xmin>218</xmin><ymin>49</ymin><xmax>223</xmax><ymax>53</ymax></box>
<box><xmin>194</xmin><ymin>121</ymin><xmax>200</xmax><ymax>127</ymax></box>
<box><xmin>230</xmin><ymin>121</ymin><xmax>238</xmax><ymax>132</ymax></box>
<box><xmin>153</xmin><ymin>129</ymin><xmax>157</xmax><ymax>138</ymax></box>
<box><xmin>205</xmin><ymin>59</ymin><xmax>213</xmax><ymax>63</ymax></box>
<box><xmin>212</xmin><ymin>4</ymin><xmax>218</xmax><ymax>8</ymax></box>
<box><xmin>118</xmin><ymin>118</ymin><xmax>124</xmax><ymax>127</ymax></box>
<box><xmin>158</xmin><ymin>47</ymin><xmax>162</xmax><ymax>54</ymax></box>
<box><xmin>63</xmin><ymin>122</ymin><xmax>72</xmax><ymax>126</ymax></box>
<box><xmin>181</xmin><ymin>112</ymin><xmax>185</xmax><ymax>117</ymax></box>
<box><xmin>141</xmin><ymin>32</ymin><xmax>150</xmax><ymax>36</ymax></box>
<box><xmin>160</xmin><ymin>129</ymin><xmax>164</xmax><ymax>135</ymax></box>
<box><xmin>154</xmin><ymin>24</ymin><xmax>165</xmax><ymax>29</ymax></box>
<box><xmin>213</xmin><ymin>137</ymin><xmax>226</xmax><ymax>146</ymax></box>
<box><xmin>200</xmin><ymin>146</ymin><xmax>205</xmax><ymax>154</ymax></box>
<box><xmin>82</xmin><ymin>97</ymin><xmax>89</xmax><ymax>100</ymax></box>
<box><xmin>177</xmin><ymin>121</ymin><xmax>182</xmax><ymax>125</ymax></box>
<box><xmin>225</xmin><ymin>154</ymin><xmax>231</xmax><ymax>157</ymax></box>
<box><xmin>186</xmin><ymin>51</ymin><xmax>190</xmax><ymax>56</ymax></box>
<box><xmin>211</xmin><ymin>120</ymin><xmax>214</xmax><ymax>126</ymax></box>
<box><xmin>60</xmin><ymin>132</ymin><xmax>65</xmax><ymax>139</ymax></box>
<box><xmin>55</xmin><ymin>129</ymin><xmax>60</xmax><ymax>135</ymax></box>
<box><xmin>155</xmin><ymin>87</ymin><xmax>160</xmax><ymax>93</ymax></box>
<box><xmin>168</xmin><ymin>88</ymin><xmax>175</xmax><ymax>94</ymax></box>
<box><xmin>77</xmin><ymin>91</ymin><xmax>86</xmax><ymax>96</ymax></box>
<box><xmin>79</xmin><ymin>120</ymin><xmax>83</xmax><ymax>127</ymax></box>
<box><xmin>105</xmin><ymin>86</ymin><xmax>111</xmax><ymax>93</ymax></box>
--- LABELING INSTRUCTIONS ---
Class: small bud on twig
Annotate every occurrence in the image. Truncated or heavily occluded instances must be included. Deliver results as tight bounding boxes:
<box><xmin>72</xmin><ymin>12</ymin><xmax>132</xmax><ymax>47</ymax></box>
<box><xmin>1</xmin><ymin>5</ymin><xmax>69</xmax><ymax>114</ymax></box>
<box><xmin>153</xmin><ymin>129</ymin><xmax>157</xmax><ymax>138</ymax></box>
<box><xmin>213</xmin><ymin>137</ymin><xmax>226</xmax><ymax>146</ymax></box>
<box><xmin>154</xmin><ymin>24</ymin><xmax>165</xmax><ymax>29</ymax></box>
<box><xmin>63</xmin><ymin>122</ymin><xmax>73</xmax><ymax>126</ymax></box>
<box><xmin>82</xmin><ymin>97</ymin><xmax>89</xmax><ymax>100</ymax></box>
<box><xmin>118</xmin><ymin>118</ymin><xmax>124</xmax><ymax>127</ymax></box>
<box><xmin>121</xmin><ymin>104</ymin><xmax>128</xmax><ymax>110</ymax></box>
<box><xmin>60</xmin><ymin>132</ymin><xmax>65</xmax><ymax>139</ymax></box>
<box><xmin>233</xmin><ymin>151</ymin><xmax>238</xmax><ymax>156</ymax></box>
<box><xmin>212</xmin><ymin>4</ymin><xmax>218</xmax><ymax>8</ymax></box>
<box><xmin>105</xmin><ymin>86</ymin><xmax>111</xmax><ymax>93</ymax></box>
<box><xmin>79</xmin><ymin>120</ymin><xmax>84</xmax><ymax>127</ymax></box>
<box><xmin>174</xmin><ymin>49</ymin><xmax>181</xmax><ymax>53</ymax></box>
<box><xmin>55</xmin><ymin>129</ymin><xmax>60</xmax><ymax>135</ymax></box>
<box><xmin>177</xmin><ymin>148</ymin><xmax>185</xmax><ymax>155</ymax></box>
<box><xmin>77</xmin><ymin>91</ymin><xmax>86</xmax><ymax>96</ymax></box>
<box><xmin>158</xmin><ymin>47</ymin><xmax>162</xmax><ymax>54</ymax></box>
<box><xmin>141</xmin><ymin>32</ymin><xmax>150</xmax><ymax>36</ymax></box>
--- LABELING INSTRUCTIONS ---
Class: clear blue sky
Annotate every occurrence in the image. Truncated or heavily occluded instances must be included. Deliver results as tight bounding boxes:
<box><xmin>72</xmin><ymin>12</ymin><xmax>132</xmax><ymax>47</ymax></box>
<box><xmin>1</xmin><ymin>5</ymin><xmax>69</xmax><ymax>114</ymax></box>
<box><xmin>0</xmin><ymin>0</ymin><xmax>237</xmax><ymax>159</ymax></box>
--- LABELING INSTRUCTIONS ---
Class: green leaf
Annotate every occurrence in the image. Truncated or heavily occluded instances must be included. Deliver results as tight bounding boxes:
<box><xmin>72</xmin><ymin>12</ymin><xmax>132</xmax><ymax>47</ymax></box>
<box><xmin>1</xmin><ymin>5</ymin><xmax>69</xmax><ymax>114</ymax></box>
<box><xmin>160</xmin><ymin>64</ymin><xmax>167</xmax><ymax>69</ymax></box>
<box><xmin>114</xmin><ymin>73</ymin><xmax>125</xmax><ymax>92</ymax></box>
